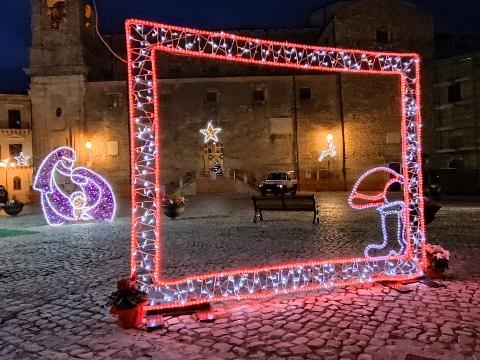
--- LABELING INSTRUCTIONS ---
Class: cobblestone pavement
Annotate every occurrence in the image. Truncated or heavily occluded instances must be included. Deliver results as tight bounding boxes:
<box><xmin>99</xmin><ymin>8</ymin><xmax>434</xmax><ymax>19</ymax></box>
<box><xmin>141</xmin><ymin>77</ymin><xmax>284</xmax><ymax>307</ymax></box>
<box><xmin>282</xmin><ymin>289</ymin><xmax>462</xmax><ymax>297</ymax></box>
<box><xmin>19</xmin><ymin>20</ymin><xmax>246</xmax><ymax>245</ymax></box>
<box><xmin>0</xmin><ymin>193</ymin><xmax>479</xmax><ymax>359</ymax></box>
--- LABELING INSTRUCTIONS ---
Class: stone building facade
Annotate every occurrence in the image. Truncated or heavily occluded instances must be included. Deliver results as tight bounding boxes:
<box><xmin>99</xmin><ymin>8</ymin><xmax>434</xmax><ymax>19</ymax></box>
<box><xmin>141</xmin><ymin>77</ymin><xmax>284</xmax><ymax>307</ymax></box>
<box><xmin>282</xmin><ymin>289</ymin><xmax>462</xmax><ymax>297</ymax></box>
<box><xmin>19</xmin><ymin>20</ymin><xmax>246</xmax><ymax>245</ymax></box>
<box><xmin>0</xmin><ymin>94</ymin><xmax>34</xmax><ymax>203</ymax></box>
<box><xmin>27</xmin><ymin>0</ymin><xmax>434</xmax><ymax>195</ymax></box>
<box><xmin>433</xmin><ymin>52</ymin><xmax>480</xmax><ymax>169</ymax></box>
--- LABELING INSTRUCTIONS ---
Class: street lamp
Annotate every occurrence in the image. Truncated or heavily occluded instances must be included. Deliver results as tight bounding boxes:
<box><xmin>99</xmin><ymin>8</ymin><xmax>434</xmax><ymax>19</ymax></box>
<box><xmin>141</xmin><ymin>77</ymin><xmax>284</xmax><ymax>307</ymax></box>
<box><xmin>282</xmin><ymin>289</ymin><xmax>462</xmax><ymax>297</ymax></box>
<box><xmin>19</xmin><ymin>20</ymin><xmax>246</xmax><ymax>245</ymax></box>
<box><xmin>85</xmin><ymin>140</ymin><xmax>93</xmax><ymax>150</ymax></box>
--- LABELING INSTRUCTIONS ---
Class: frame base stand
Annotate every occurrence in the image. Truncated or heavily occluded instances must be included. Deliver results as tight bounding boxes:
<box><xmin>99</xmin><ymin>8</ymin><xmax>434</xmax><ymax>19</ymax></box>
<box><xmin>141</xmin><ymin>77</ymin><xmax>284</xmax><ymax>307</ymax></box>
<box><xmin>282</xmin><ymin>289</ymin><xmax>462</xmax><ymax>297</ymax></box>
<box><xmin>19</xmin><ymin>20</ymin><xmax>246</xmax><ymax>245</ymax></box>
<box><xmin>381</xmin><ymin>280</ymin><xmax>415</xmax><ymax>293</ymax></box>
<box><xmin>419</xmin><ymin>277</ymin><xmax>445</xmax><ymax>288</ymax></box>
<box><xmin>145</xmin><ymin>303</ymin><xmax>214</xmax><ymax>331</ymax></box>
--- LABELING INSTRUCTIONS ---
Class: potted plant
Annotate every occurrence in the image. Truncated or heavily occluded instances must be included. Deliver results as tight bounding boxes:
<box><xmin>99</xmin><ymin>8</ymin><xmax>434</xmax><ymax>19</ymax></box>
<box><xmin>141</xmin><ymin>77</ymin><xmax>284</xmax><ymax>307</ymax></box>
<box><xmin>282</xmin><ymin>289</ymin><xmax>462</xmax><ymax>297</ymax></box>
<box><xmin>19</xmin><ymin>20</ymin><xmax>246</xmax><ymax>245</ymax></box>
<box><xmin>107</xmin><ymin>274</ymin><xmax>147</xmax><ymax>329</ymax></box>
<box><xmin>424</xmin><ymin>243</ymin><xmax>450</xmax><ymax>279</ymax></box>
<box><xmin>162</xmin><ymin>193</ymin><xmax>186</xmax><ymax>219</ymax></box>
<box><xmin>1</xmin><ymin>199</ymin><xmax>24</xmax><ymax>216</ymax></box>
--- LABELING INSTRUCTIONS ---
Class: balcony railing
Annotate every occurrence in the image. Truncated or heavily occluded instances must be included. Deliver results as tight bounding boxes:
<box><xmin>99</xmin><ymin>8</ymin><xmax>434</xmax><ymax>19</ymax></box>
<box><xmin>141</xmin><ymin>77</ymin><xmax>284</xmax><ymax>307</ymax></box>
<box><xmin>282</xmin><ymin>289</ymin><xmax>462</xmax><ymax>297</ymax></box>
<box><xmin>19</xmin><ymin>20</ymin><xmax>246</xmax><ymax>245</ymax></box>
<box><xmin>0</xmin><ymin>128</ymin><xmax>31</xmax><ymax>136</ymax></box>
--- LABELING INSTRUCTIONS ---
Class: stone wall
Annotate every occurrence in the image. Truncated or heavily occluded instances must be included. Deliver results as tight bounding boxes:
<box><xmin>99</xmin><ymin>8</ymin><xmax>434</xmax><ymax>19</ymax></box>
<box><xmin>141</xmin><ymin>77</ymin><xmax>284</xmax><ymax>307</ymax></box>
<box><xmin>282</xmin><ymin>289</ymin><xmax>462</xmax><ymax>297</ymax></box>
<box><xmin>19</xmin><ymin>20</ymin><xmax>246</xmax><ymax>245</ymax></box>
<box><xmin>331</xmin><ymin>0</ymin><xmax>434</xmax><ymax>167</ymax></box>
<box><xmin>29</xmin><ymin>75</ymin><xmax>87</xmax><ymax>169</ymax></box>
<box><xmin>84</xmin><ymin>81</ymin><xmax>130</xmax><ymax>196</ymax></box>
<box><xmin>26</xmin><ymin>0</ymin><xmax>433</xmax><ymax>196</ymax></box>
<box><xmin>433</xmin><ymin>53</ymin><xmax>480</xmax><ymax>169</ymax></box>
<box><xmin>82</xmin><ymin>73</ymin><xmax>402</xmax><ymax>193</ymax></box>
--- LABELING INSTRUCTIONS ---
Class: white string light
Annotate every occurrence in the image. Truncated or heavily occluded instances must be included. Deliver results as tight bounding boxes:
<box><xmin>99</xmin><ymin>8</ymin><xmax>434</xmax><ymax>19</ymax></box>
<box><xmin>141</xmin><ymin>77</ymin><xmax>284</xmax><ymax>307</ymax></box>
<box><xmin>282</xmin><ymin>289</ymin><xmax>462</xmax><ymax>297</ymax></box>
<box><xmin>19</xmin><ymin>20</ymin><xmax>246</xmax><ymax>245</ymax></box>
<box><xmin>126</xmin><ymin>20</ymin><xmax>426</xmax><ymax>309</ymax></box>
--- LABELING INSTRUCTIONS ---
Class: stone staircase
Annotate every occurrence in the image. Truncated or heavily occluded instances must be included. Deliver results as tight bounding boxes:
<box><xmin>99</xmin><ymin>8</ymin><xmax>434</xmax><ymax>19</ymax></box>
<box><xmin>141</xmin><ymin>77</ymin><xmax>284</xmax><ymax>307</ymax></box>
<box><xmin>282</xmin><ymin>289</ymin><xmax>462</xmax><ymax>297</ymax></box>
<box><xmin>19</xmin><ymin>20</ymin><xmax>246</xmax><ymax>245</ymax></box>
<box><xmin>175</xmin><ymin>170</ymin><xmax>258</xmax><ymax>195</ymax></box>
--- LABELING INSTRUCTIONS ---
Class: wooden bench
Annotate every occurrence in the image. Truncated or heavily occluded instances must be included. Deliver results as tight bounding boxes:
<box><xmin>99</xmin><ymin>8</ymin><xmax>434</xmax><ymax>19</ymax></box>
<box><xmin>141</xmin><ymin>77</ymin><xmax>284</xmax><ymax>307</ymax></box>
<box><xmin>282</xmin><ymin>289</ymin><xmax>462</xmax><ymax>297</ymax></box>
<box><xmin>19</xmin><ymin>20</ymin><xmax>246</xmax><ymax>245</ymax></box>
<box><xmin>252</xmin><ymin>195</ymin><xmax>320</xmax><ymax>224</ymax></box>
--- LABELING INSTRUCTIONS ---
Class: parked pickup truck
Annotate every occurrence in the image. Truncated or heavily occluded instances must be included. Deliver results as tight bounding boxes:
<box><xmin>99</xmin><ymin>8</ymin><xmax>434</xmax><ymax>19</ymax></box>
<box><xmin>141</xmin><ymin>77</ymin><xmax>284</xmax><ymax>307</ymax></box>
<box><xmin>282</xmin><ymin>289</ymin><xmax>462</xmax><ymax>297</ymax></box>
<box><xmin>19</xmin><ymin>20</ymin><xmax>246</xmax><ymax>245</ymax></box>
<box><xmin>259</xmin><ymin>171</ymin><xmax>297</xmax><ymax>196</ymax></box>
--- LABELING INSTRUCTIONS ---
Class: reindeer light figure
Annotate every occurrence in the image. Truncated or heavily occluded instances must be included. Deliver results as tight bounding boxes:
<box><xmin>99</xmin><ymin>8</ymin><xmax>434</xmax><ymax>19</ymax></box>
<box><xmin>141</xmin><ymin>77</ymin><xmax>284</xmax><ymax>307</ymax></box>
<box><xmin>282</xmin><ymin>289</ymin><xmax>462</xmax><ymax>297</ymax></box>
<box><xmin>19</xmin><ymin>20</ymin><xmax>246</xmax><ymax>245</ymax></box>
<box><xmin>319</xmin><ymin>133</ymin><xmax>337</xmax><ymax>162</ymax></box>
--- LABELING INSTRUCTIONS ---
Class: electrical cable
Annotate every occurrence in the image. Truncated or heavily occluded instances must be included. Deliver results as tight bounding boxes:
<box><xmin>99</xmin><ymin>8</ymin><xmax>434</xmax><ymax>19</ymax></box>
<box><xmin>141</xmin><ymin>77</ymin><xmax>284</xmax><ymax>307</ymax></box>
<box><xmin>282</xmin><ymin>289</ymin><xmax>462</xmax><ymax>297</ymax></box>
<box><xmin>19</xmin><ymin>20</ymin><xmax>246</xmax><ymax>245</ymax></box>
<box><xmin>92</xmin><ymin>0</ymin><xmax>127</xmax><ymax>64</ymax></box>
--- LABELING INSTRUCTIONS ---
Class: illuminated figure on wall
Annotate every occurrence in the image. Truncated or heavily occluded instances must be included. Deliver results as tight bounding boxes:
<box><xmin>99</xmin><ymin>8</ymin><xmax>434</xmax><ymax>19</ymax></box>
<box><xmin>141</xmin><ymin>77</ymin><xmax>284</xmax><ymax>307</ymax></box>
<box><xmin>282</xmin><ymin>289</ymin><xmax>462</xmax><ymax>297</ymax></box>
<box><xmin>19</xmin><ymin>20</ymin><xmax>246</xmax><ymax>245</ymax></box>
<box><xmin>319</xmin><ymin>133</ymin><xmax>337</xmax><ymax>162</ymax></box>
<box><xmin>349</xmin><ymin>167</ymin><xmax>407</xmax><ymax>259</ymax></box>
<box><xmin>33</xmin><ymin>146</ymin><xmax>116</xmax><ymax>226</ymax></box>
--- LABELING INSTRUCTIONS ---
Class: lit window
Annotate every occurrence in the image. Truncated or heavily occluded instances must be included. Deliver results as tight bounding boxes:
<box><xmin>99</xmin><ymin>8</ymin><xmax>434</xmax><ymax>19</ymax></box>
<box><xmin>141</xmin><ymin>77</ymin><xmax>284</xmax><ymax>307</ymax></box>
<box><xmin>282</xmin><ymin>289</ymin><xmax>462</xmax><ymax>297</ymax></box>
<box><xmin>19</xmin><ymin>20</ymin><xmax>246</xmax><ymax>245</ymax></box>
<box><xmin>85</xmin><ymin>4</ymin><xmax>92</xmax><ymax>28</ymax></box>
<box><xmin>47</xmin><ymin>0</ymin><xmax>67</xmax><ymax>29</ymax></box>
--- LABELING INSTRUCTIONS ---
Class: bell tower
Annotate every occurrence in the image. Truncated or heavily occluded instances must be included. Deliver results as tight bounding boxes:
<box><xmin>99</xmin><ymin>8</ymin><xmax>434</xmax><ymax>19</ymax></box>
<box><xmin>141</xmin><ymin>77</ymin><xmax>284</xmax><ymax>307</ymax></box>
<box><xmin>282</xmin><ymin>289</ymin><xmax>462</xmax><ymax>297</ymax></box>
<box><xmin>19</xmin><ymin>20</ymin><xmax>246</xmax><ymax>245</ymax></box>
<box><xmin>27</xmin><ymin>0</ymin><xmax>89</xmax><ymax>169</ymax></box>
<box><xmin>28</xmin><ymin>0</ymin><xmax>87</xmax><ymax>76</ymax></box>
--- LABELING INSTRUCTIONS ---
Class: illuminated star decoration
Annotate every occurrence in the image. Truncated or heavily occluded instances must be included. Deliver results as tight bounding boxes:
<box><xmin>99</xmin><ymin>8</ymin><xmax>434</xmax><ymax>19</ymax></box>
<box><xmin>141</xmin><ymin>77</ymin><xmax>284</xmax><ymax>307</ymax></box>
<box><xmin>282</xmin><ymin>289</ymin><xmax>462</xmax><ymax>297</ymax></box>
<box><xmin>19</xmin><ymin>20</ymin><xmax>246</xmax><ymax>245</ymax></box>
<box><xmin>200</xmin><ymin>121</ymin><xmax>221</xmax><ymax>143</ymax></box>
<box><xmin>14</xmin><ymin>152</ymin><xmax>30</xmax><ymax>166</ymax></box>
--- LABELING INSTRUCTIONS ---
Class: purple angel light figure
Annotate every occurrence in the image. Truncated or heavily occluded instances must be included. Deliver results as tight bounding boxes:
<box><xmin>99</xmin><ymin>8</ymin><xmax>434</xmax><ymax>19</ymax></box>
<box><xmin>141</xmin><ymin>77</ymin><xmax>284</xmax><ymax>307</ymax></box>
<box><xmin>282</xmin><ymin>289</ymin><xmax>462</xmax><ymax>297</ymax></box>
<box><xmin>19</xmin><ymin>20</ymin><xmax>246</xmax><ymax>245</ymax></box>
<box><xmin>33</xmin><ymin>147</ymin><xmax>77</xmax><ymax>225</ymax></box>
<box><xmin>33</xmin><ymin>146</ymin><xmax>116</xmax><ymax>226</ymax></box>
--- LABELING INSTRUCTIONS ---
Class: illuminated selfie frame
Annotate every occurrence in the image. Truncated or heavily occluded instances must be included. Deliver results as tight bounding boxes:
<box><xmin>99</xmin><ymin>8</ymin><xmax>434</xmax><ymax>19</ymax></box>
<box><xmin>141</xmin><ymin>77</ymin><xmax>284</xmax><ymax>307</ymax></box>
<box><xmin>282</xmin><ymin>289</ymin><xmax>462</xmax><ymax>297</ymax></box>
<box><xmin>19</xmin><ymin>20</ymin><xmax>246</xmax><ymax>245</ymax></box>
<box><xmin>126</xmin><ymin>19</ymin><xmax>426</xmax><ymax>310</ymax></box>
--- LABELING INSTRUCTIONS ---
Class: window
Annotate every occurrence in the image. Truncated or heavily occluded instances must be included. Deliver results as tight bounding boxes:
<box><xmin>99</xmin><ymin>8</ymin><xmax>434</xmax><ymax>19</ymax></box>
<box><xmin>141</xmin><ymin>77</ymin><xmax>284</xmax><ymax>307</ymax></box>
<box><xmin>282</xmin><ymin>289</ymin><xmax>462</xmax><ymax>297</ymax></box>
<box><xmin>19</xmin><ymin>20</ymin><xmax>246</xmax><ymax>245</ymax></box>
<box><xmin>299</xmin><ymin>87</ymin><xmax>311</xmax><ymax>100</ymax></box>
<box><xmin>107</xmin><ymin>141</ymin><xmax>119</xmax><ymax>156</ymax></box>
<box><xmin>9</xmin><ymin>144</ymin><xmax>22</xmax><ymax>158</ymax></box>
<box><xmin>48</xmin><ymin>0</ymin><xmax>67</xmax><ymax>29</ymax></box>
<box><xmin>448</xmin><ymin>82</ymin><xmax>461</xmax><ymax>103</ymax></box>
<box><xmin>85</xmin><ymin>4</ymin><xmax>92</xmax><ymax>28</ymax></box>
<box><xmin>56</xmin><ymin>107</ymin><xmax>62</xmax><ymax>117</ymax></box>
<box><xmin>107</xmin><ymin>93</ymin><xmax>122</xmax><ymax>109</ymax></box>
<box><xmin>252</xmin><ymin>89</ymin><xmax>265</xmax><ymax>102</ymax></box>
<box><xmin>270</xmin><ymin>118</ymin><xmax>292</xmax><ymax>135</ymax></box>
<box><xmin>8</xmin><ymin>110</ymin><xmax>21</xmax><ymax>129</ymax></box>
<box><xmin>376</xmin><ymin>28</ymin><xmax>391</xmax><ymax>45</ymax></box>
<box><xmin>205</xmin><ymin>91</ymin><xmax>219</xmax><ymax>103</ymax></box>
<box><xmin>13</xmin><ymin>177</ymin><xmax>21</xmax><ymax>190</ymax></box>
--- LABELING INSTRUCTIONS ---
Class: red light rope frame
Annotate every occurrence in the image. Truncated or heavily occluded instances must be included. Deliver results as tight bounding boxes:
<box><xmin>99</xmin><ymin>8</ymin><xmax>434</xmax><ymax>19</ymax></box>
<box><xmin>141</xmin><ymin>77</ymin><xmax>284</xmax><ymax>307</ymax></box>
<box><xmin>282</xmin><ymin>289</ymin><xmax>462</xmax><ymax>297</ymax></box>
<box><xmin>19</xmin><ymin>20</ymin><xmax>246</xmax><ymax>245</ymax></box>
<box><xmin>125</xmin><ymin>19</ymin><xmax>426</xmax><ymax>310</ymax></box>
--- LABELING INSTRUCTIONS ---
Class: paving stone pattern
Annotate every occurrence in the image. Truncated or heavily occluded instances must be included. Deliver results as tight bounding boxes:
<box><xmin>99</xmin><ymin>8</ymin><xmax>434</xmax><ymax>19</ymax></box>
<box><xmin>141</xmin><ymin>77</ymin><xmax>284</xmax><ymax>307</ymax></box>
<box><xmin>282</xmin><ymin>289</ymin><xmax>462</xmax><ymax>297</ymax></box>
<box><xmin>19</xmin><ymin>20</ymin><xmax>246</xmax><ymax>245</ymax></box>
<box><xmin>0</xmin><ymin>193</ymin><xmax>479</xmax><ymax>359</ymax></box>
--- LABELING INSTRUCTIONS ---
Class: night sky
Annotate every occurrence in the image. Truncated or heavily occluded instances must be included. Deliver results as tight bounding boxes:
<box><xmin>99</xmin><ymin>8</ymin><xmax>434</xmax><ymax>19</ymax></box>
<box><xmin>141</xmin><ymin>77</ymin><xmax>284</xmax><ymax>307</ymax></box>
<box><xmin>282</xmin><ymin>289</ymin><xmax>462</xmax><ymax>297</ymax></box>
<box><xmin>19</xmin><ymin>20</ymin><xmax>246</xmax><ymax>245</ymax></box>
<box><xmin>1</xmin><ymin>0</ymin><xmax>479</xmax><ymax>93</ymax></box>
